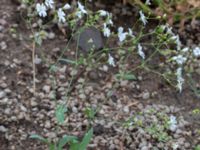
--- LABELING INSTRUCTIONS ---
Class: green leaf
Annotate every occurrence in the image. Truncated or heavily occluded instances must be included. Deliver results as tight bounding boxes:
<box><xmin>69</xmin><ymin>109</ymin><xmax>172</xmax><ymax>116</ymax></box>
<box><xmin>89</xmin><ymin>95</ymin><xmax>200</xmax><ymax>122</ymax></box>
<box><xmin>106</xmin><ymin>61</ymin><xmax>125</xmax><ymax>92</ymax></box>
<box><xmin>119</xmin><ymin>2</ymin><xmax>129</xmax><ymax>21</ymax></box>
<box><xmin>29</xmin><ymin>134</ymin><xmax>49</xmax><ymax>144</ymax></box>
<box><xmin>49</xmin><ymin>65</ymin><xmax>58</xmax><ymax>73</ymax></box>
<box><xmin>58</xmin><ymin>58</ymin><xmax>77</xmax><ymax>65</ymax></box>
<box><xmin>58</xmin><ymin>135</ymin><xmax>78</xmax><ymax>150</ymax></box>
<box><xmin>115</xmin><ymin>72</ymin><xmax>137</xmax><ymax>81</ymax></box>
<box><xmin>69</xmin><ymin>128</ymin><xmax>93</xmax><ymax>150</ymax></box>
<box><xmin>56</xmin><ymin>105</ymin><xmax>67</xmax><ymax>124</ymax></box>
<box><xmin>84</xmin><ymin>107</ymin><xmax>96</xmax><ymax>120</ymax></box>
<box><xmin>195</xmin><ymin>145</ymin><xmax>200</xmax><ymax>150</ymax></box>
<box><xmin>123</xmin><ymin>73</ymin><xmax>137</xmax><ymax>80</ymax></box>
<box><xmin>49</xmin><ymin>143</ymin><xmax>56</xmax><ymax>150</ymax></box>
<box><xmin>79</xmin><ymin>128</ymin><xmax>93</xmax><ymax>150</ymax></box>
<box><xmin>160</xmin><ymin>49</ymin><xmax>173</xmax><ymax>56</ymax></box>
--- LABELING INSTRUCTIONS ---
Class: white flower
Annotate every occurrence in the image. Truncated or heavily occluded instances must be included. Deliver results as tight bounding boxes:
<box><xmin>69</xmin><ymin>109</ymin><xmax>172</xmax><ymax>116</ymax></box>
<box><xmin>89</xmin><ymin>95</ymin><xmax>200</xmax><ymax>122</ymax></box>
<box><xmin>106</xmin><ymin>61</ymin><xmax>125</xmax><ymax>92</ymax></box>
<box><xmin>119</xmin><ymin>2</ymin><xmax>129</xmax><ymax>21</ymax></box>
<box><xmin>45</xmin><ymin>0</ymin><xmax>54</xmax><ymax>9</ymax></box>
<box><xmin>138</xmin><ymin>44</ymin><xmax>145</xmax><ymax>59</ymax></box>
<box><xmin>145</xmin><ymin>0</ymin><xmax>151</xmax><ymax>5</ymax></box>
<box><xmin>57</xmin><ymin>8</ymin><xmax>66</xmax><ymax>23</ymax></box>
<box><xmin>182</xmin><ymin>47</ymin><xmax>189</xmax><ymax>52</ymax></box>
<box><xmin>108</xmin><ymin>54</ymin><xmax>115</xmax><ymax>67</ymax></box>
<box><xmin>193</xmin><ymin>47</ymin><xmax>200</xmax><ymax>57</ymax></box>
<box><xmin>63</xmin><ymin>3</ymin><xmax>71</xmax><ymax>10</ymax></box>
<box><xmin>36</xmin><ymin>3</ymin><xmax>47</xmax><ymax>17</ymax></box>
<box><xmin>169</xmin><ymin>115</ymin><xmax>177</xmax><ymax>131</ymax></box>
<box><xmin>107</xmin><ymin>19</ymin><xmax>113</xmax><ymax>25</ymax></box>
<box><xmin>98</xmin><ymin>10</ymin><xmax>108</xmax><ymax>16</ymax></box>
<box><xmin>75</xmin><ymin>11</ymin><xmax>82</xmax><ymax>19</ymax></box>
<box><xmin>78</xmin><ymin>1</ymin><xmax>87</xmax><ymax>14</ymax></box>
<box><xmin>103</xmin><ymin>23</ymin><xmax>111</xmax><ymax>37</ymax></box>
<box><xmin>176</xmin><ymin>67</ymin><xmax>184</xmax><ymax>92</ymax></box>
<box><xmin>139</xmin><ymin>10</ymin><xmax>147</xmax><ymax>25</ymax></box>
<box><xmin>163</xmin><ymin>24</ymin><xmax>174</xmax><ymax>35</ymax></box>
<box><xmin>118</xmin><ymin>27</ymin><xmax>128</xmax><ymax>42</ymax></box>
<box><xmin>171</xmin><ymin>35</ymin><xmax>181</xmax><ymax>50</ymax></box>
<box><xmin>128</xmin><ymin>28</ymin><xmax>135</xmax><ymax>37</ymax></box>
<box><xmin>172</xmin><ymin>55</ymin><xmax>186</xmax><ymax>65</ymax></box>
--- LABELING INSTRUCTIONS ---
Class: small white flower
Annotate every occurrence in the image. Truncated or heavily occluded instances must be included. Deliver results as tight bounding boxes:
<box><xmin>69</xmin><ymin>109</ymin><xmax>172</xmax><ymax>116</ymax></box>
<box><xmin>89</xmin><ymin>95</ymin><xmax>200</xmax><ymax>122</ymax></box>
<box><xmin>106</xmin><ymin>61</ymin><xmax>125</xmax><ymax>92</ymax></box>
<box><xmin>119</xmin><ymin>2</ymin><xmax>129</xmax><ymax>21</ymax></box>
<box><xmin>160</xmin><ymin>25</ymin><xmax>166</xmax><ymax>31</ymax></box>
<box><xmin>171</xmin><ymin>35</ymin><xmax>181</xmax><ymax>50</ymax></box>
<box><xmin>108</xmin><ymin>54</ymin><xmax>115</xmax><ymax>67</ymax></box>
<box><xmin>182</xmin><ymin>47</ymin><xmax>189</xmax><ymax>52</ymax></box>
<box><xmin>169</xmin><ymin>115</ymin><xmax>177</xmax><ymax>131</ymax></box>
<box><xmin>138</xmin><ymin>44</ymin><xmax>145</xmax><ymax>59</ymax></box>
<box><xmin>36</xmin><ymin>3</ymin><xmax>47</xmax><ymax>17</ymax></box>
<box><xmin>63</xmin><ymin>3</ymin><xmax>71</xmax><ymax>10</ymax></box>
<box><xmin>103</xmin><ymin>23</ymin><xmax>111</xmax><ymax>37</ymax></box>
<box><xmin>78</xmin><ymin>1</ymin><xmax>87</xmax><ymax>14</ymax></box>
<box><xmin>45</xmin><ymin>0</ymin><xmax>54</xmax><ymax>8</ymax></box>
<box><xmin>193</xmin><ymin>47</ymin><xmax>200</xmax><ymax>57</ymax></box>
<box><xmin>75</xmin><ymin>11</ymin><xmax>82</xmax><ymax>19</ymax></box>
<box><xmin>98</xmin><ymin>10</ymin><xmax>108</xmax><ymax>16</ymax></box>
<box><xmin>139</xmin><ymin>10</ymin><xmax>147</xmax><ymax>25</ymax></box>
<box><xmin>118</xmin><ymin>27</ymin><xmax>128</xmax><ymax>42</ymax></box>
<box><xmin>172</xmin><ymin>55</ymin><xmax>186</xmax><ymax>65</ymax></box>
<box><xmin>145</xmin><ymin>0</ymin><xmax>151</xmax><ymax>5</ymax></box>
<box><xmin>128</xmin><ymin>28</ymin><xmax>135</xmax><ymax>37</ymax></box>
<box><xmin>164</xmin><ymin>24</ymin><xmax>174</xmax><ymax>35</ymax></box>
<box><xmin>176</xmin><ymin>67</ymin><xmax>184</xmax><ymax>92</ymax></box>
<box><xmin>107</xmin><ymin>19</ymin><xmax>113</xmax><ymax>25</ymax></box>
<box><xmin>57</xmin><ymin>8</ymin><xmax>66</xmax><ymax>23</ymax></box>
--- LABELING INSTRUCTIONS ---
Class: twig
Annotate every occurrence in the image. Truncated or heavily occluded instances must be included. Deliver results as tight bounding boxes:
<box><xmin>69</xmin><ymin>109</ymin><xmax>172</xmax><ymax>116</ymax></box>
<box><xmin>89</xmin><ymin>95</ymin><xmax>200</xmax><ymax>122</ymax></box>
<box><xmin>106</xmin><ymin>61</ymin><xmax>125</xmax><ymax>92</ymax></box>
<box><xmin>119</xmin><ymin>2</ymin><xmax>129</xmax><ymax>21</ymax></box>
<box><xmin>32</xmin><ymin>41</ymin><xmax>36</xmax><ymax>96</ymax></box>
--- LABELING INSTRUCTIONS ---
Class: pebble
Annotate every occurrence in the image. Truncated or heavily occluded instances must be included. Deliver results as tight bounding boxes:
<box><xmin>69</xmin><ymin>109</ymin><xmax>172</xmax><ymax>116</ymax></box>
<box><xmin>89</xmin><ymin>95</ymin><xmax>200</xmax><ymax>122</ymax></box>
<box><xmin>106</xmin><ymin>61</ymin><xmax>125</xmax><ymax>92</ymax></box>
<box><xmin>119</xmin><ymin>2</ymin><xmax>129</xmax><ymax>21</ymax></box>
<box><xmin>4</xmin><ymin>88</ymin><xmax>11</xmax><ymax>94</ymax></box>
<box><xmin>46</xmin><ymin>132</ymin><xmax>56</xmax><ymax>138</ymax></box>
<box><xmin>0</xmin><ymin>41</ymin><xmax>7</xmax><ymax>50</ymax></box>
<box><xmin>0</xmin><ymin>82</ymin><xmax>7</xmax><ymax>88</ymax></box>
<box><xmin>79</xmin><ymin>93</ymin><xmax>86</xmax><ymax>99</ymax></box>
<box><xmin>123</xmin><ymin>106</ymin><xmax>129</xmax><ymax>113</ymax></box>
<box><xmin>45</xmin><ymin>120</ymin><xmax>51</xmax><ymax>129</ymax></box>
<box><xmin>142</xmin><ymin>91</ymin><xmax>150</xmax><ymax>100</ymax></box>
<box><xmin>31</xmin><ymin>100</ymin><xmax>38</xmax><ymax>107</ymax></box>
<box><xmin>0</xmin><ymin>126</ymin><xmax>8</xmax><ymax>132</ymax></box>
<box><xmin>42</xmin><ymin>85</ymin><xmax>51</xmax><ymax>93</ymax></box>
<box><xmin>34</xmin><ymin>55</ymin><xmax>42</xmax><ymax>64</ymax></box>
<box><xmin>0</xmin><ymin>91</ymin><xmax>6</xmax><ymax>99</ymax></box>
<box><xmin>141</xmin><ymin>146</ymin><xmax>149</xmax><ymax>150</ymax></box>
<box><xmin>0</xmin><ymin>19</ymin><xmax>7</xmax><ymax>25</ymax></box>
<box><xmin>88</xmin><ymin>71</ymin><xmax>99</xmax><ymax>80</ymax></box>
<box><xmin>48</xmin><ymin>32</ymin><xmax>55</xmax><ymax>39</ymax></box>
<box><xmin>0</xmin><ymin>25</ymin><xmax>4</xmax><ymax>32</ymax></box>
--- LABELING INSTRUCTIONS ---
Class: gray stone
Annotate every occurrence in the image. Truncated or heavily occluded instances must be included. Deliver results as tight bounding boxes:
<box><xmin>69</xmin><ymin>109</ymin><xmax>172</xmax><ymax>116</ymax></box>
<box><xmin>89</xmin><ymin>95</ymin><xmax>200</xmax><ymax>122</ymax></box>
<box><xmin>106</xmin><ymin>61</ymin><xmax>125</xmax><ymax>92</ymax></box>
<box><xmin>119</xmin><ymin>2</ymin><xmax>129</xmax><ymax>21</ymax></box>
<box><xmin>77</xmin><ymin>27</ymin><xmax>104</xmax><ymax>52</ymax></box>
<box><xmin>0</xmin><ymin>91</ymin><xmax>6</xmax><ymax>99</ymax></box>
<box><xmin>0</xmin><ymin>125</ymin><xmax>8</xmax><ymax>132</ymax></box>
<box><xmin>48</xmin><ymin>32</ymin><xmax>55</xmax><ymax>39</ymax></box>
<box><xmin>42</xmin><ymin>85</ymin><xmax>51</xmax><ymax>93</ymax></box>
<box><xmin>142</xmin><ymin>91</ymin><xmax>150</xmax><ymax>100</ymax></box>
<box><xmin>141</xmin><ymin>146</ymin><xmax>149</xmax><ymax>150</ymax></box>
<box><xmin>0</xmin><ymin>41</ymin><xmax>7</xmax><ymax>50</ymax></box>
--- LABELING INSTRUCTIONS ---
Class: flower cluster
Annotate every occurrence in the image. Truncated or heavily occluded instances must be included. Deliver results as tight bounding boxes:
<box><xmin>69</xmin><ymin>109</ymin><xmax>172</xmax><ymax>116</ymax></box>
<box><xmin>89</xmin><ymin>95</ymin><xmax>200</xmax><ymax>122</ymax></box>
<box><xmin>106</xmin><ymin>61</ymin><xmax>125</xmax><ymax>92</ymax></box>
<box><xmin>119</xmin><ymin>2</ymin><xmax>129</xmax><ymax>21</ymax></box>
<box><xmin>36</xmin><ymin>1</ymin><xmax>88</xmax><ymax>23</ymax></box>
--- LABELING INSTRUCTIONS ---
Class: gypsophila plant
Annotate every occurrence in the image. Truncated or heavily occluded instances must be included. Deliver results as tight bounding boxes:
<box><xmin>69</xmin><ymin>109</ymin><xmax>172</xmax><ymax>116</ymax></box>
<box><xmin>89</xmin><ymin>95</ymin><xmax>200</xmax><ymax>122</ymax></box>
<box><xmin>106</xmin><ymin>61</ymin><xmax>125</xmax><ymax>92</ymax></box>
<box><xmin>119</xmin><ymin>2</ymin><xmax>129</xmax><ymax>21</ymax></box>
<box><xmin>19</xmin><ymin>0</ymin><xmax>200</xmax><ymax>149</ymax></box>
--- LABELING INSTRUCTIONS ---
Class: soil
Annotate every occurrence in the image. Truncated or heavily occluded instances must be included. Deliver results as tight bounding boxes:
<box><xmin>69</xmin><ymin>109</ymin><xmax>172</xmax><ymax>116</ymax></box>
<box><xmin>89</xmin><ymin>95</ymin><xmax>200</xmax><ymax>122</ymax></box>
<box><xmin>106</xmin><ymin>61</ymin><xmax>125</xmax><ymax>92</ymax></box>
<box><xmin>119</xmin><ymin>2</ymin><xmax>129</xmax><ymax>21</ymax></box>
<box><xmin>0</xmin><ymin>0</ymin><xmax>200</xmax><ymax>150</ymax></box>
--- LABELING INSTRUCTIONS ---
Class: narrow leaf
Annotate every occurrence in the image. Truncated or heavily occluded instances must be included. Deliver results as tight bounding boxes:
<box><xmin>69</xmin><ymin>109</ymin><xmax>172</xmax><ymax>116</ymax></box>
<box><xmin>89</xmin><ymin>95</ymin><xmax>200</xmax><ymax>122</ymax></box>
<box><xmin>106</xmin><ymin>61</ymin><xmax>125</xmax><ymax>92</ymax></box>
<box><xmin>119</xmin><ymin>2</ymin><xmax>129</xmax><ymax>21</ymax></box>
<box><xmin>79</xmin><ymin>128</ymin><xmax>93</xmax><ymax>150</ymax></box>
<box><xmin>30</xmin><ymin>134</ymin><xmax>49</xmax><ymax>143</ymax></box>
<box><xmin>56</xmin><ymin>105</ymin><xmax>67</xmax><ymax>124</ymax></box>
